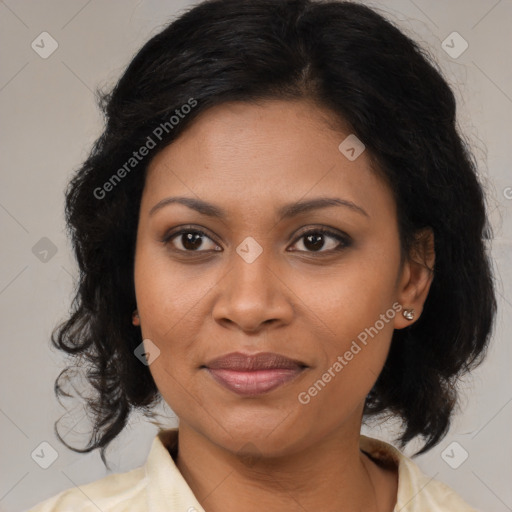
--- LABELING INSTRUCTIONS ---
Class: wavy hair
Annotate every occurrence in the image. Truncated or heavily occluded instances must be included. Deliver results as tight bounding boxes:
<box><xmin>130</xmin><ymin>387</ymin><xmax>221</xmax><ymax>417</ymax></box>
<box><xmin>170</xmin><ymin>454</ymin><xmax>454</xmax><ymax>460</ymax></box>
<box><xmin>51</xmin><ymin>0</ymin><xmax>497</xmax><ymax>463</ymax></box>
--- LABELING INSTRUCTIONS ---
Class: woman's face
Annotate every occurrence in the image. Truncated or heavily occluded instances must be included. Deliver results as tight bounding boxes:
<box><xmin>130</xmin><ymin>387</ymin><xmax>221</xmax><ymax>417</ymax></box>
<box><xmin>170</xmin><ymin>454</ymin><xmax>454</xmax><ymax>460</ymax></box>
<box><xmin>133</xmin><ymin>99</ymin><xmax>430</xmax><ymax>457</ymax></box>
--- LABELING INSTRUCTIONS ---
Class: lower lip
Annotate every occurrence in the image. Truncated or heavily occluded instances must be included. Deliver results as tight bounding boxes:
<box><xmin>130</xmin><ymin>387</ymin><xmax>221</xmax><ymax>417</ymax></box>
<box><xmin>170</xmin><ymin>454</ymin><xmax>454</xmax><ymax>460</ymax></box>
<box><xmin>206</xmin><ymin>367</ymin><xmax>305</xmax><ymax>396</ymax></box>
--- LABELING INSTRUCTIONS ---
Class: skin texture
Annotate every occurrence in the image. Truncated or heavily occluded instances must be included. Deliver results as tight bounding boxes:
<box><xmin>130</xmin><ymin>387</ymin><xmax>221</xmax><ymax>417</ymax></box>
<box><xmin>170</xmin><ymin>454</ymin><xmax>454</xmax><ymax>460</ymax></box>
<box><xmin>132</xmin><ymin>99</ymin><xmax>435</xmax><ymax>511</ymax></box>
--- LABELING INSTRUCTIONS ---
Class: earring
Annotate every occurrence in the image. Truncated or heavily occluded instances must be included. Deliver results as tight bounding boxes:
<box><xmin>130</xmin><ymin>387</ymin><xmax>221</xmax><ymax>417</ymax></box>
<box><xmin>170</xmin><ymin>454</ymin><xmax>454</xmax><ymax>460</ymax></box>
<box><xmin>402</xmin><ymin>308</ymin><xmax>415</xmax><ymax>321</ymax></box>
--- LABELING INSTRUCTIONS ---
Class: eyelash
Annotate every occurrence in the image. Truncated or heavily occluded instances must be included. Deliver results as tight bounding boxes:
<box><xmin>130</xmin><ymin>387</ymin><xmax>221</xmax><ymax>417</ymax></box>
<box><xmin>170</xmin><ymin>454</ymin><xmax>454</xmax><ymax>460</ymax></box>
<box><xmin>161</xmin><ymin>226</ymin><xmax>351</xmax><ymax>255</ymax></box>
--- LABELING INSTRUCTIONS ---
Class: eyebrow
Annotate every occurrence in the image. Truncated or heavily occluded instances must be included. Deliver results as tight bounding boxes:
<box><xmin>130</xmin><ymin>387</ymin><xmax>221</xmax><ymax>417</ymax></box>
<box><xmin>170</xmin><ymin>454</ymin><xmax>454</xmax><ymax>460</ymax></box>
<box><xmin>149</xmin><ymin>196</ymin><xmax>369</xmax><ymax>219</ymax></box>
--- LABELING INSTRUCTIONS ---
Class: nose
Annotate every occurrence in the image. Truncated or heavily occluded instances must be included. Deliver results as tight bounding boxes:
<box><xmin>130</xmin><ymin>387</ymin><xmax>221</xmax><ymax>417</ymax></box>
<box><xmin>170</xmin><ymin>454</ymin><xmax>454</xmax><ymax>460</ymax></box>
<box><xmin>211</xmin><ymin>247</ymin><xmax>294</xmax><ymax>333</ymax></box>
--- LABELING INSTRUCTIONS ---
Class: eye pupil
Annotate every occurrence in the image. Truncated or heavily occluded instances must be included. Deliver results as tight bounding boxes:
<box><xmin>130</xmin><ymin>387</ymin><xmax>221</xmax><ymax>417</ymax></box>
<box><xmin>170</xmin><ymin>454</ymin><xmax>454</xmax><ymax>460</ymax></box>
<box><xmin>304</xmin><ymin>233</ymin><xmax>325</xmax><ymax>251</ymax></box>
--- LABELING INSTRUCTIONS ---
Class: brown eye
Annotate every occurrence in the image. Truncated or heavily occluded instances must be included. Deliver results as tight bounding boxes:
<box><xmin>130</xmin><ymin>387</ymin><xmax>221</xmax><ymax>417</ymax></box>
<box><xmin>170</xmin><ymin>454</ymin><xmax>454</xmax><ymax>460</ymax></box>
<box><xmin>161</xmin><ymin>226</ymin><xmax>351</xmax><ymax>255</ymax></box>
<box><xmin>289</xmin><ymin>228</ymin><xmax>351</xmax><ymax>253</ymax></box>
<box><xmin>163</xmin><ymin>228</ymin><xmax>221</xmax><ymax>252</ymax></box>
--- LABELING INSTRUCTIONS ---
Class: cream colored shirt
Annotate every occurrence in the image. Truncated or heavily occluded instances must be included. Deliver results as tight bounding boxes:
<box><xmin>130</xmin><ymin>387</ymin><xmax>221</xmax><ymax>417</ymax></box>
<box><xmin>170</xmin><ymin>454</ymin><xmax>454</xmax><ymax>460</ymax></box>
<box><xmin>28</xmin><ymin>429</ymin><xmax>478</xmax><ymax>511</ymax></box>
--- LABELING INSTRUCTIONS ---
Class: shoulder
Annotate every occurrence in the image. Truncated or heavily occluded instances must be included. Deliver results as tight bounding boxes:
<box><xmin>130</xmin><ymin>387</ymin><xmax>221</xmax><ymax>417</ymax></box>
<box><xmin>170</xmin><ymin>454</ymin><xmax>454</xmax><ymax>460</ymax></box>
<box><xmin>27</xmin><ymin>428</ymin><xmax>202</xmax><ymax>512</ymax></box>
<box><xmin>360</xmin><ymin>435</ymin><xmax>479</xmax><ymax>512</ymax></box>
<box><xmin>27</xmin><ymin>466</ymin><xmax>148</xmax><ymax>512</ymax></box>
<box><xmin>396</xmin><ymin>460</ymin><xmax>480</xmax><ymax>511</ymax></box>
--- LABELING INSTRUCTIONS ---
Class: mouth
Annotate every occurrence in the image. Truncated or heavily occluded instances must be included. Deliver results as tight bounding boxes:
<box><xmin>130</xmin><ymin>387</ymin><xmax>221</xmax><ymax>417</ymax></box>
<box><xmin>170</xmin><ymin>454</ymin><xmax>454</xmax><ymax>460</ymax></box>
<box><xmin>202</xmin><ymin>352</ymin><xmax>308</xmax><ymax>396</ymax></box>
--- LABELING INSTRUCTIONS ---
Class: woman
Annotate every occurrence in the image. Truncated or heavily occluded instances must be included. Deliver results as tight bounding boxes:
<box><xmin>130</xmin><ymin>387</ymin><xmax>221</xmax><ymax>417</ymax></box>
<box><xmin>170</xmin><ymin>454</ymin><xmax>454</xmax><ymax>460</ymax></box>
<box><xmin>29</xmin><ymin>0</ymin><xmax>496</xmax><ymax>510</ymax></box>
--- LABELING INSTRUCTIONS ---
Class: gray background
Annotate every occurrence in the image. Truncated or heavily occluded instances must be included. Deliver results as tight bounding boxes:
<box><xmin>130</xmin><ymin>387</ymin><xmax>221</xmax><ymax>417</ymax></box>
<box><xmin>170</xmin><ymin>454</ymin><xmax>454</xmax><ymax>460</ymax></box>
<box><xmin>0</xmin><ymin>0</ymin><xmax>511</xmax><ymax>511</ymax></box>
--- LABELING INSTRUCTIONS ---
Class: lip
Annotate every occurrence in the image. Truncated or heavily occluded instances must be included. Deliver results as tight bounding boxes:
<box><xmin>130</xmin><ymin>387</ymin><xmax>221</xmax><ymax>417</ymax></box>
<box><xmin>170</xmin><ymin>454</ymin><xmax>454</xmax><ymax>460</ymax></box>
<box><xmin>203</xmin><ymin>352</ymin><xmax>307</xmax><ymax>396</ymax></box>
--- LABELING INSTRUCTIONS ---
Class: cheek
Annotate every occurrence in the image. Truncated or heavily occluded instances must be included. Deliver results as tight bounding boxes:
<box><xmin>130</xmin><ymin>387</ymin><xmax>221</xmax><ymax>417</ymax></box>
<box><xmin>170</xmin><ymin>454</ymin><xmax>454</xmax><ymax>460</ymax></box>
<box><xmin>134</xmin><ymin>242</ymin><xmax>213</xmax><ymax>340</ymax></box>
<box><xmin>296</xmin><ymin>304</ymin><xmax>397</xmax><ymax>423</ymax></box>
<box><xmin>133</xmin><ymin>252</ymin><xmax>197</xmax><ymax>406</ymax></box>
<box><xmin>146</xmin><ymin>358</ymin><xmax>209</xmax><ymax>431</ymax></box>
<box><xmin>291</xmin><ymin>238</ymin><xmax>399</xmax><ymax>396</ymax></box>
<box><xmin>294</xmin><ymin>245</ymin><xmax>399</xmax><ymax>345</ymax></box>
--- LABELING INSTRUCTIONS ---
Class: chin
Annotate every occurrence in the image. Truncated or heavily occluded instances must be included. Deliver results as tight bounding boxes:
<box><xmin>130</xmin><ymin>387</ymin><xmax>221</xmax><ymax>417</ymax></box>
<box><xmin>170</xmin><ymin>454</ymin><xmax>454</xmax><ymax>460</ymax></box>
<box><xmin>204</xmin><ymin>416</ymin><xmax>307</xmax><ymax>459</ymax></box>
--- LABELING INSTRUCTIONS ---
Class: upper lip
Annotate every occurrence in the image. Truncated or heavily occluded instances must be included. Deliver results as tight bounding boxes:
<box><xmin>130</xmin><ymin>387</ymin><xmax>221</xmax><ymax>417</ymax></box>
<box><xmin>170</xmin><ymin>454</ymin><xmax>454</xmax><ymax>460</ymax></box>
<box><xmin>203</xmin><ymin>352</ymin><xmax>307</xmax><ymax>371</ymax></box>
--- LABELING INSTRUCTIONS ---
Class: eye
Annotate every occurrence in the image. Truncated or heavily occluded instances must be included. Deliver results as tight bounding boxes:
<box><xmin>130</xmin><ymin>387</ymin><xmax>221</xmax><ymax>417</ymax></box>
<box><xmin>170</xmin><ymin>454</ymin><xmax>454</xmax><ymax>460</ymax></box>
<box><xmin>162</xmin><ymin>226</ymin><xmax>351</xmax><ymax>254</ymax></box>
<box><xmin>162</xmin><ymin>227</ymin><xmax>221</xmax><ymax>253</ymax></box>
<box><xmin>289</xmin><ymin>227</ymin><xmax>351</xmax><ymax>253</ymax></box>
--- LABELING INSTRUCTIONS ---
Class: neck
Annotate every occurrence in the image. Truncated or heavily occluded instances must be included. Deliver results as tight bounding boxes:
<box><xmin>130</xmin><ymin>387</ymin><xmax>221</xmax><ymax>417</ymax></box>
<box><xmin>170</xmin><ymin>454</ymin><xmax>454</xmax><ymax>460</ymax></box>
<box><xmin>174</xmin><ymin>422</ymin><xmax>393</xmax><ymax>512</ymax></box>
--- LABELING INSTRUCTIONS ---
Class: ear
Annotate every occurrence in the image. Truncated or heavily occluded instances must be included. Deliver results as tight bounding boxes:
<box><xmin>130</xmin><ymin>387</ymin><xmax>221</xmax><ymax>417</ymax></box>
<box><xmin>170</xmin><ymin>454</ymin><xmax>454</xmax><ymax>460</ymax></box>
<box><xmin>132</xmin><ymin>309</ymin><xmax>140</xmax><ymax>326</ymax></box>
<box><xmin>394</xmin><ymin>227</ymin><xmax>435</xmax><ymax>330</ymax></box>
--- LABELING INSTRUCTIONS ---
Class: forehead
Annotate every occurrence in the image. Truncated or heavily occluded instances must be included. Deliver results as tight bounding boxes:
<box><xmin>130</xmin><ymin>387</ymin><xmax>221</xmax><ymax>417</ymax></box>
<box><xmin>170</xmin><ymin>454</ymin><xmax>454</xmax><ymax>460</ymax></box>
<box><xmin>142</xmin><ymin>99</ymin><xmax>394</xmax><ymax>222</ymax></box>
